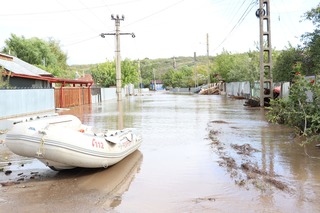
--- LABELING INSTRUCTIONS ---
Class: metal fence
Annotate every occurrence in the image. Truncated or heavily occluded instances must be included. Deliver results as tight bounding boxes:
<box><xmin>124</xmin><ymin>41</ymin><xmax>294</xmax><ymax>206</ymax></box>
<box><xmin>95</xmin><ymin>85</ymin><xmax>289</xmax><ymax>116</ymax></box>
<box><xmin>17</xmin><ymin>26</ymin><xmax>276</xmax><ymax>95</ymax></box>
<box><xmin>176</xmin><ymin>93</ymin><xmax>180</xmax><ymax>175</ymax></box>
<box><xmin>225</xmin><ymin>81</ymin><xmax>251</xmax><ymax>98</ymax></box>
<box><xmin>0</xmin><ymin>88</ymin><xmax>55</xmax><ymax>119</ymax></box>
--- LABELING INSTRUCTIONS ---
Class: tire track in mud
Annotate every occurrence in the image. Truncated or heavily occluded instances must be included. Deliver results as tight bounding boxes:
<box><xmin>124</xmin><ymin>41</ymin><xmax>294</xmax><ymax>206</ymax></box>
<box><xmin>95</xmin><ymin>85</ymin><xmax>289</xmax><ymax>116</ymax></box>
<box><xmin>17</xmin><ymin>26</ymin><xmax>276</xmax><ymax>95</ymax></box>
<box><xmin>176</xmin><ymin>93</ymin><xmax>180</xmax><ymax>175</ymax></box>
<box><xmin>207</xmin><ymin>120</ymin><xmax>290</xmax><ymax>192</ymax></box>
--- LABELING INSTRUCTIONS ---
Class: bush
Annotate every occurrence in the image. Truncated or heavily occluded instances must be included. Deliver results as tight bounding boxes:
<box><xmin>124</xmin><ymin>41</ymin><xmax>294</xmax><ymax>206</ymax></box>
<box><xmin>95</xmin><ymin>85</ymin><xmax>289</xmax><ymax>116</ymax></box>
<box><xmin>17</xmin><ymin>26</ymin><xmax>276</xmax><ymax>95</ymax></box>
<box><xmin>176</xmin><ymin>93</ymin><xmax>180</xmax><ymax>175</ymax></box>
<box><xmin>266</xmin><ymin>73</ymin><xmax>320</xmax><ymax>145</ymax></box>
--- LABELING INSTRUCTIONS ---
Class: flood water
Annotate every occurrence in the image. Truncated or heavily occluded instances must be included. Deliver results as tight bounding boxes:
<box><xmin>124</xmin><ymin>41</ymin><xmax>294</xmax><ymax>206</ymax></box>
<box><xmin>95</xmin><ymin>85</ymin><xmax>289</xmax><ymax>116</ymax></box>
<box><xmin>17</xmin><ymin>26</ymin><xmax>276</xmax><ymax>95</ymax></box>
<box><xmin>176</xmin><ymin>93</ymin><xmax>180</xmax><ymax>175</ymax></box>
<box><xmin>1</xmin><ymin>92</ymin><xmax>320</xmax><ymax>212</ymax></box>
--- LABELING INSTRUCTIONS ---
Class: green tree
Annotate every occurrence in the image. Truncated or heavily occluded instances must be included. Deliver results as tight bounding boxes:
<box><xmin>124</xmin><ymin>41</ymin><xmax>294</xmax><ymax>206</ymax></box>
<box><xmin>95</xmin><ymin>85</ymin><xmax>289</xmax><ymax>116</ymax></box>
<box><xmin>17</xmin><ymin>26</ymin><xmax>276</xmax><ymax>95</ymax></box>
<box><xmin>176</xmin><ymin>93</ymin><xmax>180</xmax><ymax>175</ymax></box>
<box><xmin>121</xmin><ymin>59</ymin><xmax>139</xmax><ymax>86</ymax></box>
<box><xmin>212</xmin><ymin>50</ymin><xmax>259</xmax><ymax>83</ymax></box>
<box><xmin>162</xmin><ymin>69</ymin><xmax>175</xmax><ymax>88</ymax></box>
<box><xmin>139</xmin><ymin>58</ymin><xmax>155</xmax><ymax>88</ymax></box>
<box><xmin>1</xmin><ymin>34</ymin><xmax>69</xmax><ymax>78</ymax></box>
<box><xmin>273</xmin><ymin>45</ymin><xmax>303</xmax><ymax>82</ymax></box>
<box><xmin>91</xmin><ymin>59</ymin><xmax>139</xmax><ymax>87</ymax></box>
<box><xmin>91</xmin><ymin>61</ymin><xmax>116</xmax><ymax>87</ymax></box>
<box><xmin>161</xmin><ymin>66</ymin><xmax>194</xmax><ymax>88</ymax></box>
<box><xmin>301</xmin><ymin>3</ymin><xmax>320</xmax><ymax>75</ymax></box>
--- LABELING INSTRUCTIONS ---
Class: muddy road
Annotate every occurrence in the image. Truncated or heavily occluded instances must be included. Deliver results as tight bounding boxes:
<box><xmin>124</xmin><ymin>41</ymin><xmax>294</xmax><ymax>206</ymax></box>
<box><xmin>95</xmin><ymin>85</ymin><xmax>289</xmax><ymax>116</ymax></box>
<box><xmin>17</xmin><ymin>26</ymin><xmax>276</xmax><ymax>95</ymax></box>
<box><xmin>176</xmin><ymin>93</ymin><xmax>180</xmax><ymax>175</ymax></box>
<box><xmin>0</xmin><ymin>93</ymin><xmax>319</xmax><ymax>212</ymax></box>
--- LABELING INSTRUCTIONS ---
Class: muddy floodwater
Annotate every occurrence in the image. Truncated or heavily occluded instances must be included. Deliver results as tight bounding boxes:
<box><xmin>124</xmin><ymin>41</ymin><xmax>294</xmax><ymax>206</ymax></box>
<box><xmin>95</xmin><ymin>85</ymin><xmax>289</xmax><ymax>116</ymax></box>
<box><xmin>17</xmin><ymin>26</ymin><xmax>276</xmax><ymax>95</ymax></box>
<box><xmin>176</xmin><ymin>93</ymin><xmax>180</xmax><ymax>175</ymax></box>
<box><xmin>0</xmin><ymin>93</ymin><xmax>320</xmax><ymax>212</ymax></box>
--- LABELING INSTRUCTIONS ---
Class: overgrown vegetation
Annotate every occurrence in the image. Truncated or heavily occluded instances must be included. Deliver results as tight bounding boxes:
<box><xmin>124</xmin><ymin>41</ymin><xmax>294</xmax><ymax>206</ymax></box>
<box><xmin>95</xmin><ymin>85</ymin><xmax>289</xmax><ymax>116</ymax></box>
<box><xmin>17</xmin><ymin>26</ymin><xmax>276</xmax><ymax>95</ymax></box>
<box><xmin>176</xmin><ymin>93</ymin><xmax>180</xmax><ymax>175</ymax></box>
<box><xmin>0</xmin><ymin>67</ymin><xmax>10</xmax><ymax>88</ymax></box>
<box><xmin>266</xmin><ymin>73</ymin><xmax>320</xmax><ymax>145</ymax></box>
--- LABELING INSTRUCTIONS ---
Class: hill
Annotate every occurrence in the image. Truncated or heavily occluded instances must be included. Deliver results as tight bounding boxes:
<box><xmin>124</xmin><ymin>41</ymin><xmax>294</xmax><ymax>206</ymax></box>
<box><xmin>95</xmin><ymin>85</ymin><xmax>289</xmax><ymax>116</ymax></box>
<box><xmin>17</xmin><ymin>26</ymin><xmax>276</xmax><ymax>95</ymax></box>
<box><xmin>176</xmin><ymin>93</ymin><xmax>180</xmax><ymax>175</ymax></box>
<box><xmin>69</xmin><ymin>55</ymin><xmax>214</xmax><ymax>78</ymax></box>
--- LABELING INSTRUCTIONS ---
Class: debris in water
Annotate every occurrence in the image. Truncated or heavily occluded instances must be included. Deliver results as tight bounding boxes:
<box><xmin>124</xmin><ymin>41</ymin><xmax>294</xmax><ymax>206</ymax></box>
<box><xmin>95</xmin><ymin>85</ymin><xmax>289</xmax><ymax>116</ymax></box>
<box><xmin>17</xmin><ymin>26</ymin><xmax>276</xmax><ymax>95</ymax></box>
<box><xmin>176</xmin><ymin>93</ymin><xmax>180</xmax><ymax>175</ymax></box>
<box><xmin>231</xmin><ymin>143</ymin><xmax>260</xmax><ymax>155</ymax></box>
<box><xmin>4</xmin><ymin>170</ymin><xmax>12</xmax><ymax>175</ymax></box>
<box><xmin>0</xmin><ymin>181</ymin><xmax>20</xmax><ymax>187</ymax></box>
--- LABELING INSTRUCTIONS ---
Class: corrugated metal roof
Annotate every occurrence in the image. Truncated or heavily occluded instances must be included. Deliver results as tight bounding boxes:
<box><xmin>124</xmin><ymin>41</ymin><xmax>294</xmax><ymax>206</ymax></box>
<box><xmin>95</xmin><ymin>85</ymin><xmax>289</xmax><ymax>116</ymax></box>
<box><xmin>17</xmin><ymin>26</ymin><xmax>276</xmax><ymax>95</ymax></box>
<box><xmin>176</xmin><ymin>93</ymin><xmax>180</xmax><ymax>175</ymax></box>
<box><xmin>0</xmin><ymin>53</ymin><xmax>53</xmax><ymax>77</ymax></box>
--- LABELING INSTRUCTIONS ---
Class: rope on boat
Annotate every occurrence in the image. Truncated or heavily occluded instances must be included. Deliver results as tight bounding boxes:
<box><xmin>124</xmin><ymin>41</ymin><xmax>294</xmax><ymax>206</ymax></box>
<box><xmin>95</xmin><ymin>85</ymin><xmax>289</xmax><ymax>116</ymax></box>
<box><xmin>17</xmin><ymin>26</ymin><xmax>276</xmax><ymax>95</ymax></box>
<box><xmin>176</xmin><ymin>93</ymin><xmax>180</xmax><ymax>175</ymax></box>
<box><xmin>36</xmin><ymin>130</ymin><xmax>46</xmax><ymax>157</ymax></box>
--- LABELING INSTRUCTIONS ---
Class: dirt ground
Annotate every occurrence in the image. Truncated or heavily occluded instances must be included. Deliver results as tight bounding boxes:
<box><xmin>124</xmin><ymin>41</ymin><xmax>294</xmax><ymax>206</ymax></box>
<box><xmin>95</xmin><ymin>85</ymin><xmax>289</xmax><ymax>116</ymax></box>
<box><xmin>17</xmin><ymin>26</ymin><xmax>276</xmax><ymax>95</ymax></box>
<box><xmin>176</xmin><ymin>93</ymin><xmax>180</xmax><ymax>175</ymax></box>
<box><xmin>0</xmin><ymin>138</ymin><xmax>143</xmax><ymax>212</ymax></box>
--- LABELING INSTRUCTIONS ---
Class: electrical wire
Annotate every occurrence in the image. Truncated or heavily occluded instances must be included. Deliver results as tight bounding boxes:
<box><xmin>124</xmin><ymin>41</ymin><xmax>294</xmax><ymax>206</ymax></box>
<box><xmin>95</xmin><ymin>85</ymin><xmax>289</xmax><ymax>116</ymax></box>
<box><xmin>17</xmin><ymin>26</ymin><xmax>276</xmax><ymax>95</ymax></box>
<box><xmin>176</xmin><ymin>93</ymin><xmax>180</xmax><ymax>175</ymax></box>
<box><xmin>62</xmin><ymin>35</ymin><xmax>99</xmax><ymax>47</ymax></box>
<box><xmin>0</xmin><ymin>0</ymin><xmax>143</xmax><ymax>17</ymax></box>
<box><xmin>213</xmin><ymin>0</ymin><xmax>257</xmax><ymax>52</ymax></box>
<box><xmin>123</xmin><ymin>0</ymin><xmax>185</xmax><ymax>28</ymax></box>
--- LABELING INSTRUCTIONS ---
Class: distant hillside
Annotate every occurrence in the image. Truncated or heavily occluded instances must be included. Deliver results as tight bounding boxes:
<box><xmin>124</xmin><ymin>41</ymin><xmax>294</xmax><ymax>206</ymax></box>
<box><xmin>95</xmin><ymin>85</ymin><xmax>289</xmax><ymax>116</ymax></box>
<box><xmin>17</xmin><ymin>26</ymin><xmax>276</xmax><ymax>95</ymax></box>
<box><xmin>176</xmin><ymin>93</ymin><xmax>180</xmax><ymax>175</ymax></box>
<box><xmin>69</xmin><ymin>56</ymin><xmax>214</xmax><ymax>77</ymax></box>
<box><xmin>68</xmin><ymin>64</ymin><xmax>96</xmax><ymax>75</ymax></box>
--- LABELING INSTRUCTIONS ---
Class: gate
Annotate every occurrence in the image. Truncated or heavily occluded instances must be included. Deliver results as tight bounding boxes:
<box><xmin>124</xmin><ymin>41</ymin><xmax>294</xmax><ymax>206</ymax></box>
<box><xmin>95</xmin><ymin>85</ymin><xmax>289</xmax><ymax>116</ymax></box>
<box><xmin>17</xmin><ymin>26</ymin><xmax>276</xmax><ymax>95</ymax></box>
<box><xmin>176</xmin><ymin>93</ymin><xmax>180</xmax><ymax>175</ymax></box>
<box><xmin>54</xmin><ymin>87</ymin><xmax>91</xmax><ymax>108</ymax></box>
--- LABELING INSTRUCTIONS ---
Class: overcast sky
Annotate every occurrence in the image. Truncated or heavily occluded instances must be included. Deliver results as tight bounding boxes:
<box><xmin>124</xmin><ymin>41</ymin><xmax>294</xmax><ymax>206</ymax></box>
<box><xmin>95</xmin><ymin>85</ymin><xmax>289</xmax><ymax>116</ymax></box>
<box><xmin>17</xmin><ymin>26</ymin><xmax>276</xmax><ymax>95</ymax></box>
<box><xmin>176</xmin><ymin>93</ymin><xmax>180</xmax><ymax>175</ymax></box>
<box><xmin>0</xmin><ymin>0</ymin><xmax>317</xmax><ymax>65</ymax></box>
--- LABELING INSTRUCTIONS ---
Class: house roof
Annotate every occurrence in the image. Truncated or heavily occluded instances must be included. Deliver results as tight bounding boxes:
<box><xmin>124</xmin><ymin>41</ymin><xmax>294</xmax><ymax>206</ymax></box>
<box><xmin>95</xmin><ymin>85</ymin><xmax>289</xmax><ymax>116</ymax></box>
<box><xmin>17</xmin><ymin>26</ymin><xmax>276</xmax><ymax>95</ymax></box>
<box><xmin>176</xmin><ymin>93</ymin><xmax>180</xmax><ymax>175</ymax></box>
<box><xmin>0</xmin><ymin>53</ymin><xmax>94</xmax><ymax>87</ymax></box>
<box><xmin>0</xmin><ymin>53</ymin><xmax>54</xmax><ymax>77</ymax></box>
<box><xmin>150</xmin><ymin>80</ymin><xmax>163</xmax><ymax>84</ymax></box>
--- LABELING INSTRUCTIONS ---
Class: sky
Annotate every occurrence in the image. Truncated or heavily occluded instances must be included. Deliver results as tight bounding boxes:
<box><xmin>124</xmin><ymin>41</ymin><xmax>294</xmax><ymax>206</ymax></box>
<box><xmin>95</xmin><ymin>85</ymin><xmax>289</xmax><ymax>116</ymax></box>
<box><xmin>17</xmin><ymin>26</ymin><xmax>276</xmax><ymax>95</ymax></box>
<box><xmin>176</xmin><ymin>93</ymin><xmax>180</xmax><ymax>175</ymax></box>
<box><xmin>0</xmin><ymin>0</ymin><xmax>317</xmax><ymax>65</ymax></box>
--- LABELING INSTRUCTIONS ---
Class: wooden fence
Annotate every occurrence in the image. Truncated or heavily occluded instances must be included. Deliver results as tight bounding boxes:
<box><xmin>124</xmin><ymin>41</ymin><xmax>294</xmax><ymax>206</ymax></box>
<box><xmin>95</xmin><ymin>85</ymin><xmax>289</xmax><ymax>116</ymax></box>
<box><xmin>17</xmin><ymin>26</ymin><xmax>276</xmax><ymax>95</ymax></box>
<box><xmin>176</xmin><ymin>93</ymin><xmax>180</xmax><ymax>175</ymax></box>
<box><xmin>54</xmin><ymin>87</ymin><xmax>91</xmax><ymax>108</ymax></box>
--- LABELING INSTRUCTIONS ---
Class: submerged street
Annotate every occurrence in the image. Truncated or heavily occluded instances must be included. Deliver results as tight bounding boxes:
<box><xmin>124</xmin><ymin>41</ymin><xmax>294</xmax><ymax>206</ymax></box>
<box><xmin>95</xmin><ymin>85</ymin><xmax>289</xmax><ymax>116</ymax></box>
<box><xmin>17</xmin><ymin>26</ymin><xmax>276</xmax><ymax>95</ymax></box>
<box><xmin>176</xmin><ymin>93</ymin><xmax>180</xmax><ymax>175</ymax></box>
<box><xmin>0</xmin><ymin>93</ymin><xmax>319</xmax><ymax>212</ymax></box>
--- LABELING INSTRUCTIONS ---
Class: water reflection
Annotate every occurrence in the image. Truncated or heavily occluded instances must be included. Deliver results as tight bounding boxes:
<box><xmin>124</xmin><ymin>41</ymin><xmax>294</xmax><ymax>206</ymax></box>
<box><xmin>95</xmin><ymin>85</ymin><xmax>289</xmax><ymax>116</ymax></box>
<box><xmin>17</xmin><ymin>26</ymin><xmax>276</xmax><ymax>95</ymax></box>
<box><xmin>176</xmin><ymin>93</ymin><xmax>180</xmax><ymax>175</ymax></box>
<box><xmin>70</xmin><ymin>150</ymin><xmax>143</xmax><ymax>209</ymax></box>
<box><xmin>0</xmin><ymin>150</ymin><xmax>143</xmax><ymax>212</ymax></box>
<box><xmin>117</xmin><ymin>100</ymin><xmax>123</xmax><ymax>130</ymax></box>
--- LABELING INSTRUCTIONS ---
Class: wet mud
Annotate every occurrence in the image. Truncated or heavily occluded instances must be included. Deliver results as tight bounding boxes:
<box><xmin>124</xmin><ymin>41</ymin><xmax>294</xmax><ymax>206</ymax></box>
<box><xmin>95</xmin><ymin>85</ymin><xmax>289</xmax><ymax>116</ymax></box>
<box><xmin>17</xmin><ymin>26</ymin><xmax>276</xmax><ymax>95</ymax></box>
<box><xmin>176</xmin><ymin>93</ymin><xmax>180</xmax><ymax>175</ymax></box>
<box><xmin>208</xmin><ymin>119</ymin><xmax>291</xmax><ymax>192</ymax></box>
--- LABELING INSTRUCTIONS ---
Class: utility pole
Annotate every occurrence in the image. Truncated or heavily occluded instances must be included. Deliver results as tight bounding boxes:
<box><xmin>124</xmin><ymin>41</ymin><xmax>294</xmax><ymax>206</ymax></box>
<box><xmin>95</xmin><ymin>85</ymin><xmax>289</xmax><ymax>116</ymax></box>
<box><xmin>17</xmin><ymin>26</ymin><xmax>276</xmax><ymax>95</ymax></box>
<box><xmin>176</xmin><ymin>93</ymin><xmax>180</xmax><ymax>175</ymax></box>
<box><xmin>153</xmin><ymin>68</ymin><xmax>156</xmax><ymax>91</ymax></box>
<box><xmin>100</xmin><ymin>14</ymin><xmax>135</xmax><ymax>101</ymax></box>
<box><xmin>257</xmin><ymin>0</ymin><xmax>273</xmax><ymax>107</ymax></box>
<box><xmin>138</xmin><ymin>59</ymin><xmax>141</xmax><ymax>95</ymax></box>
<box><xmin>173</xmin><ymin>56</ymin><xmax>177</xmax><ymax>70</ymax></box>
<box><xmin>206</xmin><ymin>33</ymin><xmax>210</xmax><ymax>85</ymax></box>
<box><xmin>194</xmin><ymin>52</ymin><xmax>198</xmax><ymax>88</ymax></box>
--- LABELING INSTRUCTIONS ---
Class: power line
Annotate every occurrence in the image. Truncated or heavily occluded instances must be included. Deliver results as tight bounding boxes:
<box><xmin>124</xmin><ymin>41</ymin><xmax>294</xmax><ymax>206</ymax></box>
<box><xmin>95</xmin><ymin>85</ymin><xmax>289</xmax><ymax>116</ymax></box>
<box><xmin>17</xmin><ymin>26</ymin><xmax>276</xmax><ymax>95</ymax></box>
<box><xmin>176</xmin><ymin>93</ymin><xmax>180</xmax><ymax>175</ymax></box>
<box><xmin>55</xmin><ymin>0</ymin><xmax>100</xmax><ymax>33</ymax></box>
<box><xmin>0</xmin><ymin>0</ymin><xmax>143</xmax><ymax>17</ymax></box>
<box><xmin>123</xmin><ymin>0</ymin><xmax>185</xmax><ymax>28</ymax></box>
<box><xmin>62</xmin><ymin>35</ymin><xmax>99</xmax><ymax>47</ymax></box>
<box><xmin>213</xmin><ymin>0</ymin><xmax>257</xmax><ymax>52</ymax></box>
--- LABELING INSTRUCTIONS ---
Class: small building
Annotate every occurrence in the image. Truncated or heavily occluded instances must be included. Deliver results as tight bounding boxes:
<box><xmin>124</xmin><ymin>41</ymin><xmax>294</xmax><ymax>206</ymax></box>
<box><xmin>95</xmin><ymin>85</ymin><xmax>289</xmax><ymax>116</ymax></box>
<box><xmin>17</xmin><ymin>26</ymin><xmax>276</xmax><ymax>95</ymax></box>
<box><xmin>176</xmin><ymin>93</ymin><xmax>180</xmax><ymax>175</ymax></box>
<box><xmin>0</xmin><ymin>53</ymin><xmax>94</xmax><ymax>109</ymax></box>
<box><xmin>150</xmin><ymin>80</ymin><xmax>164</xmax><ymax>91</ymax></box>
<box><xmin>0</xmin><ymin>53</ymin><xmax>54</xmax><ymax>88</ymax></box>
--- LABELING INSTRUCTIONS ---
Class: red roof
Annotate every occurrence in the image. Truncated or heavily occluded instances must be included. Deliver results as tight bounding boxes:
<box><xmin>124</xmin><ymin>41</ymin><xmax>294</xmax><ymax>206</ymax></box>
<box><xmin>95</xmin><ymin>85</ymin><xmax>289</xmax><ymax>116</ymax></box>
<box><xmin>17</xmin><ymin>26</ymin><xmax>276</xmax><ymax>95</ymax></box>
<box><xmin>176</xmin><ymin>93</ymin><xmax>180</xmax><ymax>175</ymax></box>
<box><xmin>4</xmin><ymin>71</ymin><xmax>93</xmax><ymax>87</ymax></box>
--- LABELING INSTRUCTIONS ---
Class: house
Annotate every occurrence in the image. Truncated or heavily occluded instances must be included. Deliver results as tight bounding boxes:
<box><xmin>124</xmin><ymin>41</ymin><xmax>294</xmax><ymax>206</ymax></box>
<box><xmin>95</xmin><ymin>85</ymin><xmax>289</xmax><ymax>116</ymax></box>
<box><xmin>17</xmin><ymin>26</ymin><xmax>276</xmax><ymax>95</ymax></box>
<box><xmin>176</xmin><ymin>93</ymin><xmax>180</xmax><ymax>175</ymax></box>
<box><xmin>0</xmin><ymin>53</ymin><xmax>54</xmax><ymax>88</ymax></box>
<box><xmin>0</xmin><ymin>53</ymin><xmax>94</xmax><ymax>110</ymax></box>
<box><xmin>150</xmin><ymin>80</ymin><xmax>164</xmax><ymax>91</ymax></box>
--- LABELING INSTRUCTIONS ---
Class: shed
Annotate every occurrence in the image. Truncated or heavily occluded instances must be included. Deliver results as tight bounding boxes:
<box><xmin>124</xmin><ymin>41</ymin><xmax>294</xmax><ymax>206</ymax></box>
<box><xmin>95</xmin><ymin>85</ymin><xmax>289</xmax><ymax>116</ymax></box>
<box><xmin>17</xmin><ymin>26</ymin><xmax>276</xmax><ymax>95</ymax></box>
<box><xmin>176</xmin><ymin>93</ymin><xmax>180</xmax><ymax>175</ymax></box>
<box><xmin>150</xmin><ymin>80</ymin><xmax>164</xmax><ymax>91</ymax></box>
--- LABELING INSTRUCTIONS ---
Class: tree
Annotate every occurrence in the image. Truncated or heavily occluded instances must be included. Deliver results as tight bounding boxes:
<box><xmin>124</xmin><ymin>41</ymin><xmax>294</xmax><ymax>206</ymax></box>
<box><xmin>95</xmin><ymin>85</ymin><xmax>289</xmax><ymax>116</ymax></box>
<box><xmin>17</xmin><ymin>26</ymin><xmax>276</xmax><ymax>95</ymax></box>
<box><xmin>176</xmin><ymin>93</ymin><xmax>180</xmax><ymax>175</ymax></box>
<box><xmin>121</xmin><ymin>59</ymin><xmax>139</xmax><ymax>86</ymax></box>
<box><xmin>91</xmin><ymin>59</ymin><xmax>139</xmax><ymax>87</ymax></box>
<box><xmin>91</xmin><ymin>61</ymin><xmax>116</xmax><ymax>87</ymax></box>
<box><xmin>1</xmin><ymin>34</ymin><xmax>69</xmax><ymax>78</ymax></box>
<box><xmin>272</xmin><ymin>44</ymin><xmax>303</xmax><ymax>82</ymax></box>
<box><xmin>162</xmin><ymin>69</ymin><xmax>175</xmax><ymax>88</ymax></box>
<box><xmin>212</xmin><ymin>50</ymin><xmax>259</xmax><ymax>83</ymax></box>
<box><xmin>139</xmin><ymin>58</ymin><xmax>155</xmax><ymax>88</ymax></box>
<box><xmin>161</xmin><ymin>66</ymin><xmax>194</xmax><ymax>88</ymax></box>
<box><xmin>301</xmin><ymin>3</ymin><xmax>320</xmax><ymax>75</ymax></box>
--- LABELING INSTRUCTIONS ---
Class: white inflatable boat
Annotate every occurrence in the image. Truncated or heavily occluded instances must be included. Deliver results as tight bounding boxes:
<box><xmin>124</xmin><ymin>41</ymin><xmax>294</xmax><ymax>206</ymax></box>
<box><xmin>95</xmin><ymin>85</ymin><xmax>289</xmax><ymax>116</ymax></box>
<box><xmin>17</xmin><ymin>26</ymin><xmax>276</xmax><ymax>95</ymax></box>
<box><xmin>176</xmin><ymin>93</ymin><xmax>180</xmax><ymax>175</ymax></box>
<box><xmin>5</xmin><ymin>114</ymin><xmax>142</xmax><ymax>170</ymax></box>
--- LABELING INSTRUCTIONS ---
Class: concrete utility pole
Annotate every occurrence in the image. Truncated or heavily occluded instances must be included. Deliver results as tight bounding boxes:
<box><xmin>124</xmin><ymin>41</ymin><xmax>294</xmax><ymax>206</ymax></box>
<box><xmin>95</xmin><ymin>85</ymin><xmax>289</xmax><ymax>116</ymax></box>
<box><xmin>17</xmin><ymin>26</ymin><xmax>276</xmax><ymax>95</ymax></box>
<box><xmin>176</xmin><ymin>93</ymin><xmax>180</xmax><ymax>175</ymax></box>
<box><xmin>194</xmin><ymin>52</ymin><xmax>198</xmax><ymax>88</ymax></box>
<box><xmin>153</xmin><ymin>68</ymin><xmax>157</xmax><ymax>91</ymax></box>
<box><xmin>173</xmin><ymin>57</ymin><xmax>177</xmax><ymax>70</ymax></box>
<box><xmin>206</xmin><ymin>33</ymin><xmax>210</xmax><ymax>85</ymax></box>
<box><xmin>100</xmin><ymin>14</ymin><xmax>135</xmax><ymax>101</ymax></box>
<box><xmin>138</xmin><ymin>59</ymin><xmax>142</xmax><ymax>95</ymax></box>
<box><xmin>257</xmin><ymin>0</ymin><xmax>273</xmax><ymax>107</ymax></box>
